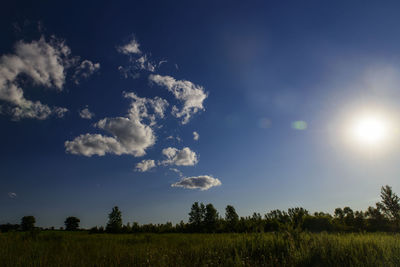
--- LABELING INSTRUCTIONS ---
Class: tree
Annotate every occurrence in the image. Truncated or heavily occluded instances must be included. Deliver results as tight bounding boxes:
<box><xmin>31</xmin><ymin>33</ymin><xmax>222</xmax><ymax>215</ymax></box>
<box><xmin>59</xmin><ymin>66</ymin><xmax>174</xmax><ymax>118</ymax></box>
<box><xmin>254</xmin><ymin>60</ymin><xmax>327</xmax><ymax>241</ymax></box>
<box><xmin>64</xmin><ymin>216</ymin><xmax>80</xmax><ymax>231</ymax></box>
<box><xmin>288</xmin><ymin>207</ymin><xmax>308</xmax><ymax>228</ymax></box>
<box><xmin>334</xmin><ymin>208</ymin><xmax>344</xmax><ymax>220</ymax></box>
<box><xmin>188</xmin><ymin>202</ymin><xmax>205</xmax><ymax>231</ymax></box>
<box><xmin>379</xmin><ymin>185</ymin><xmax>400</xmax><ymax>221</ymax></box>
<box><xmin>343</xmin><ymin>207</ymin><xmax>354</xmax><ymax>227</ymax></box>
<box><xmin>106</xmin><ymin>206</ymin><xmax>122</xmax><ymax>233</ymax></box>
<box><xmin>21</xmin><ymin>216</ymin><xmax>35</xmax><ymax>231</ymax></box>
<box><xmin>204</xmin><ymin>203</ymin><xmax>219</xmax><ymax>232</ymax></box>
<box><xmin>225</xmin><ymin>205</ymin><xmax>239</xmax><ymax>232</ymax></box>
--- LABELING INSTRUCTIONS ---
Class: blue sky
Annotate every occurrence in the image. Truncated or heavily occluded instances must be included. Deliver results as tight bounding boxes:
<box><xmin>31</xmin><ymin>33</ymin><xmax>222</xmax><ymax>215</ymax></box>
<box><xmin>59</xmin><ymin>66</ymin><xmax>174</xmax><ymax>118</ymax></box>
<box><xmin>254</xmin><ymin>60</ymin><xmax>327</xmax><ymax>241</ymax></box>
<box><xmin>2</xmin><ymin>1</ymin><xmax>400</xmax><ymax>228</ymax></box>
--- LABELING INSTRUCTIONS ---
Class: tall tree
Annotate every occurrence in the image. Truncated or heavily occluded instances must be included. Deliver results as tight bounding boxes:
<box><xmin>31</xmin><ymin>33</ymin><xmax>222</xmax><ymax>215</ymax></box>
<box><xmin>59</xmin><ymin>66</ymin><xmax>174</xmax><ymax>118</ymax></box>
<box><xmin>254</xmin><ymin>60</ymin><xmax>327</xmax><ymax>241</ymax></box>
<box><xmin>379</xmin><ymin>185</ymin><xmax>400</xmax><ymax>221</ymax></box>
<box><xmin>106</xmin><ymin>206</ymin><xmax>123</xmax><ymax>233</ymax></box>
<box><xmin>188</xmin><ymin>202</ymin><xmax>205</xmax><ymax>231</ymax></box>
<box><xmin>204</xmin><ymin>203</ymin><xmax>219</xmax><ymax>232</ymax></box>
<box><xmin>225</xmin><ymin>205</ymin><xmax>239</xmax><ymax>232</ymax></box>
<box><xmin>64</xmin><ymin>216</ymin><xmax>80</xmax><ymax>231</ymax></box>
<box><xmin>21</xmin><ymin>216</ymin><xmax>35</xmax><ymax>231</ymax></box>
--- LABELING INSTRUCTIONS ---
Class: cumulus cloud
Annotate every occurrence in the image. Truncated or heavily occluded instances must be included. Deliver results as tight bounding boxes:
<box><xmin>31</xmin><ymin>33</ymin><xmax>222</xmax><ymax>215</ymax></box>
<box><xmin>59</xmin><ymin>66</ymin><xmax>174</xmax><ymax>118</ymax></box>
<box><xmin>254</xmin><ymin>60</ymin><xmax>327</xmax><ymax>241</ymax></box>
<box><xmin>73</xmin><ymin>60</ymin><xmax>100</xmax><ymax>84</ymax></box>
<box><xmin>65</xmin><ymin>92</ymin><xmax>168</xmax><ymax>157</ymax></box>
<box><xmin>193</xmin><ymin>131</ymin><xmax>199</xmax><ymax>141</ymax></box>
<box><xmin>171</xmin><ymin>175</ymin><xmax>221</xmax><ymax>191</ymax></box>
<box><xmin>136</xmin><ymin>159</ymin><xmax>156</xmax><ymax>172</ymax></box>
<box><xmin>65</xmin><ymin>133</ymin><xmax>125</xmax><ymax>156</ymax></box>
<box><xmin>161</xmin><ymin>147</ymin><xmax>198</xmax><ymax>166</ymax></box>
<box><xmin>79</xmin><ymin>107</ymin><xmax>94</xmax><ymax>119</ymax></box>
<box><xmin>149</xmin><ymin>74</ymin><xmax>208</xmax><ymax>124</ymax></box>
<box><xmin>117</xmin><ymin>38</ymin><xmax>141</xmax><ymax>55</ymax></box>
<box><xmin>0</xmin><ymin>36</ymin><xmax>73</xmax><ymax>120</ymax></box>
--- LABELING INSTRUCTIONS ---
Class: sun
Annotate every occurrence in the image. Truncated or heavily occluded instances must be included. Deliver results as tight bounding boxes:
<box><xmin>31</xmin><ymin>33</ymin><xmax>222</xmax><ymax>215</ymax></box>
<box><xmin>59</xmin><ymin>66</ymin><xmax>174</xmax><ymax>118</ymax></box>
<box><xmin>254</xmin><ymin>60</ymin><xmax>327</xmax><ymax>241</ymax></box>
<box><xmin>350</xmin><ymin>114</ymin><xmax>389</xmax><ymax>146</ymax></box>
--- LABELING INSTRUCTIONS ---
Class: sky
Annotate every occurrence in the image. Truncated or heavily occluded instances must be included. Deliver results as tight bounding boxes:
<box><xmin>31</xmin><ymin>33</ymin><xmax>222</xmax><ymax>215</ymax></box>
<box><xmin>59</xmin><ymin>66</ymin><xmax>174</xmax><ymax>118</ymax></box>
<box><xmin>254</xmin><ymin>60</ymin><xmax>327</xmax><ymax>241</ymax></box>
<box><xmin>2</xmin><ymin>1</ymin><xmax>400</xmax><ymax>228</ymax></box>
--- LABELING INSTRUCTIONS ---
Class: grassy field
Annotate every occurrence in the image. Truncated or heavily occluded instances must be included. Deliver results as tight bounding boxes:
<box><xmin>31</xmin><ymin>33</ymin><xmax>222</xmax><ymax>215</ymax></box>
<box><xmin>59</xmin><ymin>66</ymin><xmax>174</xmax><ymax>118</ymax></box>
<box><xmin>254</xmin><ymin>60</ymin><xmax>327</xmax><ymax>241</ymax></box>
<box><xmin>1</xmin><ymin>231</ymin><xmax>400</xmax><ymax>266</ymax></box>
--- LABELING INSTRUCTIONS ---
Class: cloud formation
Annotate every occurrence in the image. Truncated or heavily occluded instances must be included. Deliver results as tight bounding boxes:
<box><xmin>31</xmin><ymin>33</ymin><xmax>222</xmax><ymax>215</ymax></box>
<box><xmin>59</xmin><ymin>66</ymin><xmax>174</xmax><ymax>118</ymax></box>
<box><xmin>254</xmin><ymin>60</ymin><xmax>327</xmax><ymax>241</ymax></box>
<box><xmin>161</xmin><ymin>147</ymin><xmax>198</xmax><ymax>166</ymax></box>
<box><xmin>73</xmin><ymin>60</ymin><xmax>100</xmax><ymax>84</ymax></box>
<box><xmin>136</xmin><ymin>159</ymin><xmax>156</xmax><ymax>172</ymax></box>
<box><xmin>193</xmin><ymin>131</ymin><xmax>199</xmax><ymax>141</ymax></box>
<box><xmin>149</xmin><ymin>74</ymin><xmax>208</xmax><ymax>124</ymax></box>
<box><xmin>65</xmin><ymin>92</ymin><xmax>168</xmax><ymax>157</ymax></box>
<box><xmin>0</xmin><ymin>36</ymin><xmax>73</xmax><ymax>120</ymax></box>
<box><xmin>171</xmin><ymin>175</ymin><xmax>221</xmax><ymax>190</ymax></box>
<box><xmin>79</xmin><ymin>107</ymin><xmax>94</xmax><ymax>119</ymax></box>
<box><xmin>117</xmin><ymin>38</ymin><xmax>141</xmax><ymax>55</ymax></box>
<box><xmin>117</xmin><ymin>38</ymin><xmax>156</xmax><ymax>76</ymax></box>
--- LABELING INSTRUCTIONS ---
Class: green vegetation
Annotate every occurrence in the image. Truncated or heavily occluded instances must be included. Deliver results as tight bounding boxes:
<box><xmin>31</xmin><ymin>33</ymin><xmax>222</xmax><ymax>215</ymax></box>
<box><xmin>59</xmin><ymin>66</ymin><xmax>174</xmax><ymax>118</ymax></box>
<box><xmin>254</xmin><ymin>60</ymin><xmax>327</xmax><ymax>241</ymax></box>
<box><xmin>1</xmin><ymin>231</ymin><xmax>400</xmax><ymax>266</ymax></box>
<box><xmin>2</xmin><ymin>185</ymin><xmax>400</xmax><ymax>266</ymax></box>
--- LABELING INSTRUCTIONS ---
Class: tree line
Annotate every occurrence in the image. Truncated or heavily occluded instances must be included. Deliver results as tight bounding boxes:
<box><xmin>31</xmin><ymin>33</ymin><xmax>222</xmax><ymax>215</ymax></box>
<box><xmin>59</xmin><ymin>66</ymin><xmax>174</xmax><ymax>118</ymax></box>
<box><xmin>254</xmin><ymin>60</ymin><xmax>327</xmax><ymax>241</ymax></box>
<box><xmin>2</xmin><ymin>185</ymin><xmax>400</xmax><ymax>234</ymax></box>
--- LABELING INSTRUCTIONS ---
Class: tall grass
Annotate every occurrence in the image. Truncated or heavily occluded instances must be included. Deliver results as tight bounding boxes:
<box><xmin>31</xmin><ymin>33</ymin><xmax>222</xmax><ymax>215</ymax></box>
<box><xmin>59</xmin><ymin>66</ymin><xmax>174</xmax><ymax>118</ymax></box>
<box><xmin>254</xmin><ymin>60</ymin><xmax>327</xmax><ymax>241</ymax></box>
<box><xmin>1</xmin><ymin>231</ymin><xmax>400</xmax><ymax>266</ymax></box>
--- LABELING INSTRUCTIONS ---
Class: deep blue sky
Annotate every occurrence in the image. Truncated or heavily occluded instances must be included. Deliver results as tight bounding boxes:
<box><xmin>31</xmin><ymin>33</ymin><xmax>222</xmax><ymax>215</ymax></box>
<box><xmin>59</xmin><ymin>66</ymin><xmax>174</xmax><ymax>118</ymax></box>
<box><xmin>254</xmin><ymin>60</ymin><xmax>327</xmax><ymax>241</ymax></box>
<box><xmin>2</xmin><ymin>1</ymin><xmax>400</xmax><ymax>228</ymax></box>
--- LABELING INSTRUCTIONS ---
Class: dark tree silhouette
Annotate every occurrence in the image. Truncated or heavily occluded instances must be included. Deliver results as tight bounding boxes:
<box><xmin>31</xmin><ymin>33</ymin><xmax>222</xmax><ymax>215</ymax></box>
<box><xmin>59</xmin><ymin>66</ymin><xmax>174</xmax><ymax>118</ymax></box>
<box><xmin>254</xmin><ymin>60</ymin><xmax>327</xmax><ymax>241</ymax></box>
<box><xmin>288</xmin><ymin>207</ymin><xmax>309</xmax><ymax>228</ymax></box>
<box><xmin>64</xmin><ymin>216</ymin><xmax>80</xmax><ymax>231</ymax></box>
<box><xmin>106</xmin><ymin>206</ymin><xmax>122</xmax><ymax>233</ymax></box>
<box><xmin>188</xmin><ymin>202</ymin><xmax>205</xmax><ymax>231</ymax></box>
<box><xmin>379</xmin><ymin>185</ymin><xmax>400</xmax><ymax>221</ymax></box>
<box><xmin>225</xmin><ymin>205</ymin><xmax>239</xmax><ymax>232</ymax></box>
<box><xmin>21</xmin><ymin>216</ymin><xmax>35</xmax><ymax>231</ymax></box>
<box><xmin>204</xmin><ymin>204</ymin><xmax>219</xmax><ymax>232</ymax></box>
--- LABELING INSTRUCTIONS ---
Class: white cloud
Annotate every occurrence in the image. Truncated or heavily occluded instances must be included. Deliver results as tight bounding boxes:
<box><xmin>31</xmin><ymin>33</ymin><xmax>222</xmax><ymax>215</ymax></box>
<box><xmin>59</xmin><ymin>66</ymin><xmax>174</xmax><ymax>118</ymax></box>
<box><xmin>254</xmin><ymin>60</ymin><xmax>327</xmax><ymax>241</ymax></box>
<box><xmin>95</xmin><ymin>117</ymin><xmax>155</xmax><ymax>157</ymax></box>
<box><xmin>123</xmin><ymin>91</ymin><xmax>168</xmax><ymax>125</ymax></box>
<box><xmin>65</xmin><ymin>133</ymin><xmax>124</xmax><ymax>156</ymax></box>
<box><xmin>149</xmin><ymin>74</ymin><xmax>208</xmax><ymax>124</ymax></box>
<box><xmin>171</xmin><ymin>175</ymin><xmax>221</xmax><ymax>191</ymax></box>
<box><xmin>73</xmin><ymin>60</ymin><xmax>100</xmax><ymax>84</ymax></box>
<box><xmin>161</xmin><ymin>147</ymin><xmax>198</xmax><ymax>166</ymax></box>
<box><xmin>136</xmin><ymin>159</ymin><xmax>156</xmax><ymax>172</ymax></box>
<box><xmin>136</xmin><ymin>55</ymin><xmax>156</xmax><ymax>72</ymax></box>
<box><xmin>0</xmin><ymin>36</ymin><xmax>72</xmax><ymax>120</ymax></box>
<box><xmin>193</xmin><ymin>131</ymin><xmax>199</xmax><ymax>141</ymax></box>
<box><xmin>79</xmin><ymin>107</ymin><xmax>94</xmax><ymax>119</ymax></box>
<box><xmin>117</xmin><ymin>38</ymin><xmax>141</xmax><ymax>55</ymax></box>
<box><xmin>65</xmin><ymin>92</ymin><xmax>168</xmax><ymax>157</ymax></box>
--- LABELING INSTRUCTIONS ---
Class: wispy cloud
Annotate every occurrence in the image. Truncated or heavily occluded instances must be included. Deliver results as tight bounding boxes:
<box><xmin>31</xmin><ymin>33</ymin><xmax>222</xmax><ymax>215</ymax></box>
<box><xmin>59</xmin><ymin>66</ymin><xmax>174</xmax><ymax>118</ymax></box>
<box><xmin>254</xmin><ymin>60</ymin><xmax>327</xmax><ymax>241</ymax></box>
<box><xmin>8</xmin><ymin>192</ymin><xmax>17</xmax><ymax>199</ymax></box>
<box><xmin>73</xmin><ymin>60</ymin><xmax>100</xmax><ymax>84</ymax></box>
<box><xmin>193</xmin><ymin>131</ymin><xmax>199</xmax><ymax>141</ymax></box>
<box><xmin>149</xmin><ymin>74</ymin><xmax>208</xmax><ymax>124</ymax></box>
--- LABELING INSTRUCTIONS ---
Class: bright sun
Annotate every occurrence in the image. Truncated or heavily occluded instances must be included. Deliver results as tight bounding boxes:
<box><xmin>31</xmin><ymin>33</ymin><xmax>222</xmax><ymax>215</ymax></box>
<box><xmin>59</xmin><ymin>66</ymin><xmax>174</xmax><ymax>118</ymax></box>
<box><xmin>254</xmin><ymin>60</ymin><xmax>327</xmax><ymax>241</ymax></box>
<box><xmin>350</xmin><ymin>114</ymin><xmax>389</xmax><ymax>146</ymax></box>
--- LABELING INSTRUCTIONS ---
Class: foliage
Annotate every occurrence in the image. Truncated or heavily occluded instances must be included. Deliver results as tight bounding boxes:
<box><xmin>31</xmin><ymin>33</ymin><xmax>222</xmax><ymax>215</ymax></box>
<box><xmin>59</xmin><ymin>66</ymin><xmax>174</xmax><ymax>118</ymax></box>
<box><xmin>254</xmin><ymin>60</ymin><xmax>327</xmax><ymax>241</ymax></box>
<box><xmin>21</xmin><ymin>216</ymin><xmax>35</xmax><ymax>231</ymax></box>
<box><xmin>106</xmin><ymin>206</ymin><xmax>123</xmax><ymax>233</ymax></box>
<box><xmin>64</xmin><ymin>217</ymin><xmax>80</xmax><ymax>231</ymax></box>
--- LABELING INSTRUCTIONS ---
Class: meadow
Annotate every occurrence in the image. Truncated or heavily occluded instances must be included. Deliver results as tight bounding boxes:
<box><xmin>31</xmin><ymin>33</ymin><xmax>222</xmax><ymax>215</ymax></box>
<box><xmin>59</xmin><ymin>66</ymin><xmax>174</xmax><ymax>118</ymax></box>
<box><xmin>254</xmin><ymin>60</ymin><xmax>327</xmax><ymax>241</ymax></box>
<box><xmin>1</xmin><ymin>231</ymin><xmax>400</xmax><ymax>266</ymax></box>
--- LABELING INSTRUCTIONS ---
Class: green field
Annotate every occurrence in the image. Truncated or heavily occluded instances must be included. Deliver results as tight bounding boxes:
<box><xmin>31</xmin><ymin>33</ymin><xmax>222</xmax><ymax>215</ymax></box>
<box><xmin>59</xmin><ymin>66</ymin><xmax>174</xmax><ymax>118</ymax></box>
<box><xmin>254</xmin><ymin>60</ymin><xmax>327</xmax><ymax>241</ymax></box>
<box><xmin>1</xmin><ymin>231</ymin><xmax>400</xmax><ymax>266</ymax></box>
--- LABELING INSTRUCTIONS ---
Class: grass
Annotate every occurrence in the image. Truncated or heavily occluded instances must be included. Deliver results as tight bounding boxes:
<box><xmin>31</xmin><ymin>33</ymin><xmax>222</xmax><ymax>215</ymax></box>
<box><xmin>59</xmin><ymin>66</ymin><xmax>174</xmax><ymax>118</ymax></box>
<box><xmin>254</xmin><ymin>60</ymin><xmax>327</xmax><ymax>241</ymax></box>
<box><xmin>1</xmin><ymin>231</ymin><xmax>400</xmax><ymax>266</ymax></box>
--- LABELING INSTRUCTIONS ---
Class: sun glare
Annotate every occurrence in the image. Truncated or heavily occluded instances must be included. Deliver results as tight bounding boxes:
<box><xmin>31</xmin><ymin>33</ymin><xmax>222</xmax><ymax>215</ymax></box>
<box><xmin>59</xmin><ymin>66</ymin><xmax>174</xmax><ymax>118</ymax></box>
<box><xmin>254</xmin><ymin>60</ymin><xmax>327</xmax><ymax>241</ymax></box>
<box><xmin>350</xmin><ymin>114</ymin><xmax>389</xmax><ymax>147</ymax></box>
